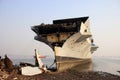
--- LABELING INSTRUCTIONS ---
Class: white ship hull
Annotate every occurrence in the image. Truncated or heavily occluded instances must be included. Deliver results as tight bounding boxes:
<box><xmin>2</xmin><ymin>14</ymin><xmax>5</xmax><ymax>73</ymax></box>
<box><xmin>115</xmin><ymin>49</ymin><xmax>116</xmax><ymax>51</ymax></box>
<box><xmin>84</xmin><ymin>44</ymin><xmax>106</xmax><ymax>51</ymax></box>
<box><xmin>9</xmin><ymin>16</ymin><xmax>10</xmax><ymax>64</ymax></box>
<box><xmin>32</xmin><ymin>17</ymin><xmax>98</xmax><ymax>71</ymax></box>
<box><xmin>54</xmin><ymin>22</ymin><xmax>98</xmax><ymax>71</ymax></box>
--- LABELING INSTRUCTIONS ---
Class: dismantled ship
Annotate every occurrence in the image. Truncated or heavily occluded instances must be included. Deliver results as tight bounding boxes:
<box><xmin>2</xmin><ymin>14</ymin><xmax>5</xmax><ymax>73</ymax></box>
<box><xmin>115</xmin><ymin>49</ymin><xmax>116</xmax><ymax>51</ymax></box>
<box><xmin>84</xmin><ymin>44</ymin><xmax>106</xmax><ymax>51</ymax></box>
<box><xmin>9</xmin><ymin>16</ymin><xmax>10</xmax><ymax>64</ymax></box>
<box><xmin>31</xmin><ymin>17</ymin><xmax>98</xmax><ymax>72</ymax></box>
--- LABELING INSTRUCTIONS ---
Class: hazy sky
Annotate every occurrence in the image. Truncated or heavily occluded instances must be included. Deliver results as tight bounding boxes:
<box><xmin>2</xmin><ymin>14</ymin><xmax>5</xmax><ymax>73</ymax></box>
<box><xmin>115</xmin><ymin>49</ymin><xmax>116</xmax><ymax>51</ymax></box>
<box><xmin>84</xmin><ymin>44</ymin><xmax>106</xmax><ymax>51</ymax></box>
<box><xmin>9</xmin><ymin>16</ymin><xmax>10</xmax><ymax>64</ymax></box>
<box><xmin>0</xmin><ymin>0</ymin><xmax>120</xmax><ymax>59</ymax></box>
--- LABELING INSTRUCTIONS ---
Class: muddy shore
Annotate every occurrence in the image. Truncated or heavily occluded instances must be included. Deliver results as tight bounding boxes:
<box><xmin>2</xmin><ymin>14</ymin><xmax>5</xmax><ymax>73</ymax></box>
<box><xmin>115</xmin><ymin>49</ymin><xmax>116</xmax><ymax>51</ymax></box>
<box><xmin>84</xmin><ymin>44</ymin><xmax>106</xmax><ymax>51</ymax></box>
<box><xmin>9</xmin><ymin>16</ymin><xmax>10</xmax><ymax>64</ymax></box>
<box><xmin>0</xmin><ymin>69</ymin><xmax>119</xmax><ymax>80</ymax></box>
<box><xmin>0</xmin><ymin>55</ymin><xmax>120</xmax><ymax>80</ymax></box>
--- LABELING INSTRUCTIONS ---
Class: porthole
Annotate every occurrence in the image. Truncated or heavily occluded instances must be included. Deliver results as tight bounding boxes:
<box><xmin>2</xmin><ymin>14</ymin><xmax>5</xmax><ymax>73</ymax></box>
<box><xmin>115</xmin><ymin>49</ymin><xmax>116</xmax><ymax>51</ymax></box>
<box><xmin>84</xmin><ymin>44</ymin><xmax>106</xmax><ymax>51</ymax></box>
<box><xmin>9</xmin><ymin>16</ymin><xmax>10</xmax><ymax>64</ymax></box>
<box><xmin>84</xmin><ymin>29</ymin><xmax>87</xmax><ymax>32</ymax></box>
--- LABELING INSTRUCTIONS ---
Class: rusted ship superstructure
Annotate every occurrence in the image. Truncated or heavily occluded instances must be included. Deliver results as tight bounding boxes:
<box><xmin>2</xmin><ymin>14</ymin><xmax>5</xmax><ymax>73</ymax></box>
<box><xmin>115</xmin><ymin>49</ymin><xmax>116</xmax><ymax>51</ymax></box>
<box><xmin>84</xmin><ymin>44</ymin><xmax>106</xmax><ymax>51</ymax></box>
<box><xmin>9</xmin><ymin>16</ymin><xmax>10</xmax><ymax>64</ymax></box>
<box><xmin>31</xmin><ymin>17</ymin><xmax>98</xmax><ymax>71</ymax></box>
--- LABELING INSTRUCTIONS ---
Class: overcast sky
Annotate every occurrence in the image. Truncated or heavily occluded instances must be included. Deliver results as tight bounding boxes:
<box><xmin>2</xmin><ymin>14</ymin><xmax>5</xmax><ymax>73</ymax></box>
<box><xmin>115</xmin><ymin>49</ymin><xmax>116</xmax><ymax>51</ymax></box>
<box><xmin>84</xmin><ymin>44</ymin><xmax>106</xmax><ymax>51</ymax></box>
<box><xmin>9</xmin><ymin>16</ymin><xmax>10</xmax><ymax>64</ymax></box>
<box><xmin>0</xmin><ymin>0</ymin><xmax>120</xmax><ymax>59</ymax></box>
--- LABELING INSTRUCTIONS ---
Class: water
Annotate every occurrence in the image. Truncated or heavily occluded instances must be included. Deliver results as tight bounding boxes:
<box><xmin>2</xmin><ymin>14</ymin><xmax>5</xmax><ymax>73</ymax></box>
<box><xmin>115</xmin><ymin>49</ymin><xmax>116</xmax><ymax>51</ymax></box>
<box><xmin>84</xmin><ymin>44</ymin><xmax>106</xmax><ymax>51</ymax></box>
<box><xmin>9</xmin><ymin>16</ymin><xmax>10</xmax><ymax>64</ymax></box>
<box><xmin>12</xmin><ymin>56</ymin><xmax>120</xmax><ymax>75</ymax></box>
<box><xmin>92</xmin><ymin>57</ymin><xmax>120</xmax><ymax>75</ymax></box>
<box><xmin>12</xmin><ymin>58</ymin><xmax>35</xmax><ymax>65</ymax></box>
<box><xmin>12</xmin><ymin>58</ymin><xmax>55</xmax><ymax>68</ymax></box>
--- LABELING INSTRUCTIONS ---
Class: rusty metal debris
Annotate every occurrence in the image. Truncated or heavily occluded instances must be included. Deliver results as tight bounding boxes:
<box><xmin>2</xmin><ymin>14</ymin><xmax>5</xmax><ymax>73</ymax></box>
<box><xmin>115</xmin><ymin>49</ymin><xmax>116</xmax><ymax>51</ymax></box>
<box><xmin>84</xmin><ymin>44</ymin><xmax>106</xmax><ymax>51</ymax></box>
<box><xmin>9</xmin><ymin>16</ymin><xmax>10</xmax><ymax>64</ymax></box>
<box><xmin>0</xmin><ymin>55</ymin><xmax>13</xmax><ymax>72</ymax></box>
<box><xmin>21</xmin><ymin>49</ymin><xmax>48</xmax><ymax>76</ymax></box>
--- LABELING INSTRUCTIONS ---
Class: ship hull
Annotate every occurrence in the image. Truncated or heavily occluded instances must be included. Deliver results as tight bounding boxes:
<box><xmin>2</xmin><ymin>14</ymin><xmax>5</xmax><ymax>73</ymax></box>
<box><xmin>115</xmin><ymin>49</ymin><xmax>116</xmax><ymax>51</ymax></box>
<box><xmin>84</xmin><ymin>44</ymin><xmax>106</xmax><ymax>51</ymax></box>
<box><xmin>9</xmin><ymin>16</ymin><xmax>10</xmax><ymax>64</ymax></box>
<box><xmin>31</xmin><ymin>17</ymin><xmax>98</xmax><ymax>72</ymax></box>
<box><xmin>54</xmin><ymin>31</ymin><xmax>95</xmax><ymax>71</ymax></box>
<box><xmin>56</xmin><ymin>56</ymin><xmax>93</xmax><ymax>72</ymax></box>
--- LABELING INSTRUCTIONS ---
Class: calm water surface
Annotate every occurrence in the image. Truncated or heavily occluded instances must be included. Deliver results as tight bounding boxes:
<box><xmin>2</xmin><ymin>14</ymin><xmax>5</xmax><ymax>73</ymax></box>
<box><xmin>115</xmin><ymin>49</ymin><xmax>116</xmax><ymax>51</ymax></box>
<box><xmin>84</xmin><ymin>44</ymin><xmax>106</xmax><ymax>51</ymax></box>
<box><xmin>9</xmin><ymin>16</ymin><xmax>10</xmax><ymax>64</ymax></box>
<box><xmin>92</xmin><ymin>57</ymin><xmax>120</xmax><ymax>75</ymax></box>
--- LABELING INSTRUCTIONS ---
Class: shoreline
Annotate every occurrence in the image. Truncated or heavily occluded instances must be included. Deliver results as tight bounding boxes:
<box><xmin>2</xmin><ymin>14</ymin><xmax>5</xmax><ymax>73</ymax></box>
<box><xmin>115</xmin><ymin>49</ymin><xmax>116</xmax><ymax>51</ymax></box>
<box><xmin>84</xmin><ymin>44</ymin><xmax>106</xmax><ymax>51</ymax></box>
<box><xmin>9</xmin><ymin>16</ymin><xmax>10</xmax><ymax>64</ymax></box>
<box><xmin>0</xmin><ymin>69</ymin><xmax>120</xmax><ymax>80</ymax></box>
<box><xmin>0</xmin><ymin>55</ymin><xmax>120</xmax><ymax>80</ymax></box>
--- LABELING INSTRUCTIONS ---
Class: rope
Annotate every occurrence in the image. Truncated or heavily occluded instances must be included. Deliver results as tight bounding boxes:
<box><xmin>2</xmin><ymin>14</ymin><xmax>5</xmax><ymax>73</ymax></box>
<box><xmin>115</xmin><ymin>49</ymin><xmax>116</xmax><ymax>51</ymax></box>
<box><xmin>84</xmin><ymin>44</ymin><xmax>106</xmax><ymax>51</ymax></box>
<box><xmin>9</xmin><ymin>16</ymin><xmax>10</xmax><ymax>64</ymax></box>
<box><xmin>48</xmin><ymin>59</ymin><xmax>56</xmax><ymax>68</ymax></box>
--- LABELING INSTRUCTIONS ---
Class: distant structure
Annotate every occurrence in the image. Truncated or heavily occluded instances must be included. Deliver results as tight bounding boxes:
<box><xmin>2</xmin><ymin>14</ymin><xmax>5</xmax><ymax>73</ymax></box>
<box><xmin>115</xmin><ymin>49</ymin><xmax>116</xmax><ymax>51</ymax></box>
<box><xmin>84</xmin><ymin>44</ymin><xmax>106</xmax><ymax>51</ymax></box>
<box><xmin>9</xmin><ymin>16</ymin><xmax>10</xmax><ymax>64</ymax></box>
<box><xmin>32</xmin><ymin>17</ymin><xmax>98</xmax><ymax>71</ymax></box>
